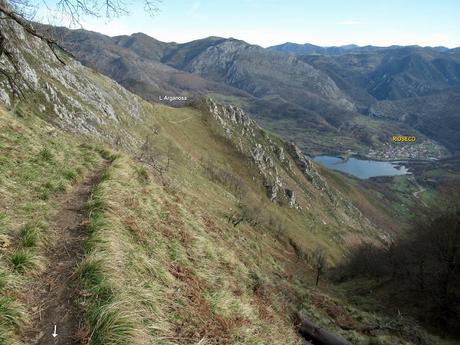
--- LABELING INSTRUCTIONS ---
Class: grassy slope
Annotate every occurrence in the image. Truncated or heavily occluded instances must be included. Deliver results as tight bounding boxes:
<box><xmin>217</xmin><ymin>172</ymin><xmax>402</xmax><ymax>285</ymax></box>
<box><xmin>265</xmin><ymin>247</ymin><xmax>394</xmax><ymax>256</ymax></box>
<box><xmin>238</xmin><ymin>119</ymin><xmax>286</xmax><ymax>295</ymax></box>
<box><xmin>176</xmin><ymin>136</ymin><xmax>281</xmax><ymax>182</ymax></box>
<box><xmin>2</xmin><ymin>101</ymin><xmax>436</xmax><ymax>345</ymax></box>
<box><xmin>0</xmin><ymin>19</ymin><xmax>453</xmax><ymax>345</ymax></box>
<box><xmin>0</xmin><ymin>107</ymin><xmax>105</xmax><ymax>343</ymax></box>
<box><xmin>77</xmin><ymin>142</ymin><xmax>408</xmax><ymax>345</ymax></box>
<box><xmin>81</xmin><ymin>104</ymin><xmax>459</xmax><ymax>345</ymax></box>
<box><xmin>151</xmin><ymin>106</ymin><xmax>345</xmax><ymax>255</ymax></box>
<box><xmin>317</xmin><ymin>166</ymin><xmax>408</xmax><ymax>234</ymax></box>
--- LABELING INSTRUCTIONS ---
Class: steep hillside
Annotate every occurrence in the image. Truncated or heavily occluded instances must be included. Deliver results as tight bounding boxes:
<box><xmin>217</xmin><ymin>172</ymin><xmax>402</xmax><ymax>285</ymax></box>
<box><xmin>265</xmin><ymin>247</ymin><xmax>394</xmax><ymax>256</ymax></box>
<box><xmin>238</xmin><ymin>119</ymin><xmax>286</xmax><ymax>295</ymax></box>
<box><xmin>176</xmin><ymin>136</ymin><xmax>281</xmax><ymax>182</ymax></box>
<box><xmin>45</xmin><ymin>27</ymin><xmax>460</xmax><ymax>157</ymax></box>
<box><xmin>302</xmin><ymin>47</ymin><xmax>460</xmax><ymax>101</ymax></box>
<box><xmin>369</xmin><ymin>89</ymin><xmax>460</xmax><ymax>153</ymax></box>
<box><xmin>302</xmin><ymin>47</ymin><xmax>460</xmax><ymax>154</ymax></box>
<box><xmin>1</xmin><ymin>15</ymin><xmax>452</xmax><ymax>345</ymax></box>
<box><xmin>365</xmin><ymin>48</ymin><xmax>460</xmax><ymax>100</ymax></box>
<box><xmin>303</xmin><ymin>48</ymin><xmax>460</xmax><ymax>153</ymax></box>
<box><xmin>49</xmin><ymin>28</ymin><xmax>354</xmax><ymax>112</ymax></box>
<box><xmin>42</xmin><ymin>27</ymin><xmax>246</xmax><ymax>104</ymax></box>
<box><xmin>45</xmin><ymin>27</ymin><xmax>410</xmax><ymax>156</ymax></box>
<box><xmin>162</xmin><ymin>38</ymin><xmax>354</xmax><ymax>109</ymax></box>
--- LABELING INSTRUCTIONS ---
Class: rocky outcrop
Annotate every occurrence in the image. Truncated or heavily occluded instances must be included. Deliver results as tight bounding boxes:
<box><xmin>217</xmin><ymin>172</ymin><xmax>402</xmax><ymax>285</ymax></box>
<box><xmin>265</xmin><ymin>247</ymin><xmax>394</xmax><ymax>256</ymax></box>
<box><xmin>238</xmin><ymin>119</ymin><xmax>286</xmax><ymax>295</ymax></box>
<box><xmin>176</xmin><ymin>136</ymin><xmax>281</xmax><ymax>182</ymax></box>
<box><xmin>0</xmin><ymin>18</ymin><xmax>143</xmax><ymax>144</ymax></box>
<box><xmin>284</xmin><ymin>188</ymin><xmax>297</xmax><ymax>208</ymax></box>
<box><xmin>286</xmin><ymin>142</ymin><xmax>337</xmax><ymax>204</ymax></box>
<box><xmin>287</xmin><ymin>142</ymin><xmax>377</xmax><ymax>231</ymax></box>
<box><xmin>206</xmin><ymin>99</ymin><xmax>379</xmax><ymax>235</ymax></box>
<box><xmin>207</xmin><ymin>99</ymin><xmax>299</xmax><ymax>207</ymax></box>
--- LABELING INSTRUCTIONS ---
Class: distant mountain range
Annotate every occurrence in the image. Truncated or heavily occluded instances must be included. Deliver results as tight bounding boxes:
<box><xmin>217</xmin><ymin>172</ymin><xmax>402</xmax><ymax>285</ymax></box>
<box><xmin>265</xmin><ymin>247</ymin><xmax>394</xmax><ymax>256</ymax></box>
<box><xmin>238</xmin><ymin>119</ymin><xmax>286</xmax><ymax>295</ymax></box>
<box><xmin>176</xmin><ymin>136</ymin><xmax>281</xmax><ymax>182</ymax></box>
<box><xmin>268</xmin><ymin>42</ymin><xmax>454</xmax><ymax>55</ymax></box>
<box><xmin>42</xmin><ymin>25</ymin><xmax>460</xmax><ymax>156</ymax></box>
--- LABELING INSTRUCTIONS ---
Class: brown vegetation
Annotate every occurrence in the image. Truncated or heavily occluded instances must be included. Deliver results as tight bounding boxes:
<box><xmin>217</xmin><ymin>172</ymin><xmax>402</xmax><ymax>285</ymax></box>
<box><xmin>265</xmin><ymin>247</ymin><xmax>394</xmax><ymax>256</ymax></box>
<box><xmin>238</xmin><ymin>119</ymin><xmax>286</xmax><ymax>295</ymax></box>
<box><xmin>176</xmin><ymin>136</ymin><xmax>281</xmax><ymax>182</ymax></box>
<box><xmin>336</xmin><ymin>205</ymin><xmax>460</xmax><ymax>336</ymax></box>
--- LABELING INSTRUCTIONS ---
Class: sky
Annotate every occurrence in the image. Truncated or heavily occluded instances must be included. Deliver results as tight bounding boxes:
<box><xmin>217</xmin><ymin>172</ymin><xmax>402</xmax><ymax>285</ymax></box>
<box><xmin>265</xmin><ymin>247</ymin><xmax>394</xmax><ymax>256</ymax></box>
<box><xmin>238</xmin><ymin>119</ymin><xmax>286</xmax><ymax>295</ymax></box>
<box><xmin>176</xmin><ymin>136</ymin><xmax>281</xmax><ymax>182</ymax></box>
<box><xmin>37</xmin><ymin>0</ymin><xmax>460</xmax><ymax>48</ymax></box>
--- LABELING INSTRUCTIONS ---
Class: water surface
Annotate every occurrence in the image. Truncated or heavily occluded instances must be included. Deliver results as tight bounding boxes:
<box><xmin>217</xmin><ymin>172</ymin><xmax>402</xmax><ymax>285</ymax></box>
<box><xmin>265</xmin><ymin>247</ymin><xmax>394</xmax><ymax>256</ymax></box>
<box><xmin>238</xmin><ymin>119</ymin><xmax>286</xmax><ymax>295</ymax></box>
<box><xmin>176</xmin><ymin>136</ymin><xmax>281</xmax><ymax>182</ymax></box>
<box><xmin>313</xmin><ymin>155</ymin><xmax>410</xmax><ymax>179</ymax></box>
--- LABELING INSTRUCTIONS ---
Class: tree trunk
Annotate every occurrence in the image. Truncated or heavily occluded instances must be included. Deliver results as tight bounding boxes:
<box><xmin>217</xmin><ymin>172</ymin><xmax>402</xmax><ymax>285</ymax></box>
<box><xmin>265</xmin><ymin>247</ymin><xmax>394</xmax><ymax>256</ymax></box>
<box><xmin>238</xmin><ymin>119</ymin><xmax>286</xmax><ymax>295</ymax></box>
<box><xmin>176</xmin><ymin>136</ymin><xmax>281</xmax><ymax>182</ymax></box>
<box><xmin>296</xmin><ymin>312</ymin><xmax>351</xmax><ymax>345</ymax></box>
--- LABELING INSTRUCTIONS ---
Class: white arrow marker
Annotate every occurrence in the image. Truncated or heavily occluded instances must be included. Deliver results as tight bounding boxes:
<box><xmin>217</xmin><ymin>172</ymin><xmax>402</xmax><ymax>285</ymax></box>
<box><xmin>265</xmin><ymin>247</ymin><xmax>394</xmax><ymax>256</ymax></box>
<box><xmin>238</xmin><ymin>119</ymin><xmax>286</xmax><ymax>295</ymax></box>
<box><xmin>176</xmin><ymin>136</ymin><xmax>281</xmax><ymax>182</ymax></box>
<box><xmin>52</xmin><ymin>324</ymin><xmax>58</xmax><ymax>338</ymax></box>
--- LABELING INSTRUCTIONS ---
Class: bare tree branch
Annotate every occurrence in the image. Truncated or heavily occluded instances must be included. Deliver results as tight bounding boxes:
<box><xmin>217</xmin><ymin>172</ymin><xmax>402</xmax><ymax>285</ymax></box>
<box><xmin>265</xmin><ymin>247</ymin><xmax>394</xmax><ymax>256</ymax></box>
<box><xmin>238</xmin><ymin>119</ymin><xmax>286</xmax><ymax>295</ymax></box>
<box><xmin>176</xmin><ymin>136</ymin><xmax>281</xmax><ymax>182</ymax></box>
<box><xmin>0</xmin><ymin>0</ymin><xmax>161</xmax><ymax>100</ymax></box>
<box><xmin>0</xmin><ymin>2</ymin><xmax>68</xmax><ymax>64</ymax></box>
<box><xmin>0</xmin><ymin>25</ymin><xmax>27</xmax><ymax>99</ymax></box>
<box><xmin>8</xmin><ymin>0</ymin><xmax>161</xmax><ymax>25</ymax></box>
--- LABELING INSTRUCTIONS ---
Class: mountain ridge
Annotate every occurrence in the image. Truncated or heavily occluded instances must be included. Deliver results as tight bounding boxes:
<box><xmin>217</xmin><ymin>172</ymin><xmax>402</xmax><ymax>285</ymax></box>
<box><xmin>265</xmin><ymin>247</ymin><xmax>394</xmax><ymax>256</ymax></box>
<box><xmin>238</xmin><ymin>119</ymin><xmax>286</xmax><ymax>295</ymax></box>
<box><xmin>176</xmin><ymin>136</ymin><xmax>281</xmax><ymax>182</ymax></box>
<box><xmin>268</xmin><ymin>42</ymin><xmax>455</xmax><ymax>55</ymax></box>
<box><xmin>42</xmin><ymin>26</ymin><xmax>460</xmax><ymax>157</ymax></box>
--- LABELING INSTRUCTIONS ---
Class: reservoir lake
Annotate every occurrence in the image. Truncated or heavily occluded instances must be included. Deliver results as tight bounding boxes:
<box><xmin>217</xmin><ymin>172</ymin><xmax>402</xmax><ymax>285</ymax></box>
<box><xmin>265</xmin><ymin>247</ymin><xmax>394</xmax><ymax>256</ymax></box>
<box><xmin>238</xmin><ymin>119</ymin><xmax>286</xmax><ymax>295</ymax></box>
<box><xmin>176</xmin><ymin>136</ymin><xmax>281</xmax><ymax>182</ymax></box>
<box><xmin>313</xmin><ymin>156</ymin><xmax>410</xmax><ymax>179</ymax></box>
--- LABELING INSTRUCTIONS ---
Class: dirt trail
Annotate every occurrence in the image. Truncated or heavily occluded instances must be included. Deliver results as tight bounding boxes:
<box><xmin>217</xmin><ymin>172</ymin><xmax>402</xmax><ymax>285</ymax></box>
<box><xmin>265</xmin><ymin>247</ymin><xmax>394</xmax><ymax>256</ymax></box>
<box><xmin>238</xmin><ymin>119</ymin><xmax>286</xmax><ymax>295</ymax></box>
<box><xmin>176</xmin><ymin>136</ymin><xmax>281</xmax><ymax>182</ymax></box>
<box><xmin>23</xmin><ymin>161</ymin><xmax>110</xmax><ymax>345</ymax></box>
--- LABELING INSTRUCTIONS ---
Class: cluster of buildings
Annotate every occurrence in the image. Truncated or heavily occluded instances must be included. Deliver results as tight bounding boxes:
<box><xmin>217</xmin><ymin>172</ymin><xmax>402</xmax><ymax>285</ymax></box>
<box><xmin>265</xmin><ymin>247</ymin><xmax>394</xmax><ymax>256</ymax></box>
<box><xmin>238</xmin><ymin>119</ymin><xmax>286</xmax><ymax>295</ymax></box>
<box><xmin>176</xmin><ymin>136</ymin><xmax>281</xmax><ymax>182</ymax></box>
<box><xmin>367</xmin><ymin>141</ymin><xmax>445</xmax><ymax>161</ymax></box>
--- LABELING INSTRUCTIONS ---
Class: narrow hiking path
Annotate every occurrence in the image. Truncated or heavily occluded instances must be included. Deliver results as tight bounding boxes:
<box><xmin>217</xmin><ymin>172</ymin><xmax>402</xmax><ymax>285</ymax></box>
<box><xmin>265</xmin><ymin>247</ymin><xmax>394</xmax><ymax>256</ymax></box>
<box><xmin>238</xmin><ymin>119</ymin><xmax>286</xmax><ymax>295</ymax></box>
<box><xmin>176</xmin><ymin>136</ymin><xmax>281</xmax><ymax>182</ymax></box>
<box><xmin>412</xmin><ymin>182</ymin><xmax>428</xmax><ymax>207</ymax></box>
<box><xmin>23</xmin><ymin>160</ymin><xmax>110</xmax><ymax>345</ymax></box>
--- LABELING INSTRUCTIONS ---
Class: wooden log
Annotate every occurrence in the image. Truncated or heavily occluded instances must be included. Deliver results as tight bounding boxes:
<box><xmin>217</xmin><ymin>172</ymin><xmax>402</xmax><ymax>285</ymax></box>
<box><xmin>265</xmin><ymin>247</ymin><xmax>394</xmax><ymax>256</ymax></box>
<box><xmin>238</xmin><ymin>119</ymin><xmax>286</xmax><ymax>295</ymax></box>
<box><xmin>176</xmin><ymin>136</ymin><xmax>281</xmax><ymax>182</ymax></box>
<box><xmin>296</xmin><ymin>312</ymin><xmax>351</xmax><ymax>345</ymax></box>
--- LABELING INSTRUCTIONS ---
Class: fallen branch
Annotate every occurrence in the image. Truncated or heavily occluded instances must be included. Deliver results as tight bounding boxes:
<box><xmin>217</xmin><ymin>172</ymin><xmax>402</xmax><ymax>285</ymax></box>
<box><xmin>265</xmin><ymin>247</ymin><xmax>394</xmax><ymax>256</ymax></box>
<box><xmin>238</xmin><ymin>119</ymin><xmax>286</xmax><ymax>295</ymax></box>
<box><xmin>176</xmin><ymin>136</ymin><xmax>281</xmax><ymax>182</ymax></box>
<box><xmin>296</xmin><ymin>312</ymin><xmax>351</xmax><ymax>345</ymax></box>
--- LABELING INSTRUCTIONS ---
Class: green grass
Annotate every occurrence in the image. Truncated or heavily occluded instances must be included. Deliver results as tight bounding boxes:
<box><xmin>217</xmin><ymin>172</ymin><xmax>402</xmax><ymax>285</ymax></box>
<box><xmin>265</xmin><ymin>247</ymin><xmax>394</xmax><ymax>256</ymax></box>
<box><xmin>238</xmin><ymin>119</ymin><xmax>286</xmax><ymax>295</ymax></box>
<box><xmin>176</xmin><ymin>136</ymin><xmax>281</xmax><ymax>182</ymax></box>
<box><xmin>38</xmin><ymin>147</ymin><xmax>54</xmax><ymax>162</ymax></box>
<box><xmin>79</xmin><ymin>259</ymin><xmax>114</xmax><ymax>303</ymax></box>
<box><xmin>72</xmin><ymin>151</ymin><xmax>351</xmax><ymax>344</ymax></box>
<box><xmin>0</xmin><ymin>107</ymin><xmax>106</xmax><ymax>344</ymax></box>
<box><xmin>78</xmin><ymin>161</ymin><xmax>144</xmax><ymax>345</ymax></box>
<box><xmin>0</xmin><ymin>296</ymin><xmax>22</xmax><ymax>344</ymax></box>
<box><xmin>0</xmin><ymin>100</ymin><xmax>436</xmax><ymax>345</ymax></box>
<box><xmin>420</xmin><ymin>188</ymin><xmax>437</xmax><ymax>205</ymax></box>
<box><xmin>10</xmin><ymin>248</ymin><xmax>40</xmax><ymax>273</ymax></box>
<box><xmin>63</xmin><ymin>169</ymin><xmax>79</xmax><ymax>182</ymax></box>
<box><xmin>19</xmin><ymin>222</ymin><xmax>42</xmax><ymax>248</ymax></box>
<box><xmin>135</xmin><ymin>166</ymin><xmax>150</xmax><ymax>184</ymax></box>
<box><xmin>87</xmin><ymin>304</ymin><xmax>138</xmax><ymax>345</ymax></box>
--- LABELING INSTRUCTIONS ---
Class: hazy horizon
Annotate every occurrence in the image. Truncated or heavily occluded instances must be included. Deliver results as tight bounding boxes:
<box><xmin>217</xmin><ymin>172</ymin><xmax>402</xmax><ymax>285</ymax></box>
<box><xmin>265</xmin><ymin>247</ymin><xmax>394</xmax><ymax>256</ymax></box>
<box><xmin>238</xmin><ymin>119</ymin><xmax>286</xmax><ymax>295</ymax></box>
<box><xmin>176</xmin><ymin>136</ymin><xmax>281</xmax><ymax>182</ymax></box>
<box><xmin>36</xmin><ymin>0</ymin><xmax>460</xmax><ymax>48</ymax></box>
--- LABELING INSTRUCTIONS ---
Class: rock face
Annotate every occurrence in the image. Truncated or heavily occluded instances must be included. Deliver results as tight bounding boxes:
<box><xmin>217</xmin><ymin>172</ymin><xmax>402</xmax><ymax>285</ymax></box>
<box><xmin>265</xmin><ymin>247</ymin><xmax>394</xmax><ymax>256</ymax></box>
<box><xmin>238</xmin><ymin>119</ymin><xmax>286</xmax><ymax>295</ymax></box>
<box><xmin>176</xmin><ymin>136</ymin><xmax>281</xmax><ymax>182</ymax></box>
<box><xmin>0</xmin><ymin>18</ymin><xmax>143</xmax><ymax>147</ymax></box>
<box><xmin>183</xmin><ymin>39</ymin><xmax>354</xmax><ymax>111</ymax></box>
<box><xmin>207</xmin><ymin>99</ymin><xmax>299</xmax><ymax>207</ymax></box>
<box><xmin>288</xmin><ymin>142</ymin><xmax>379</xmax><ymax>232</ymax></box>
<box><xmin>207</xmin><ymin>99</ymin><xmax>379</xmax><ymax>235</ymax></box>
<box><xmin>286</xmin><ymin>143</ymin><xmax>338</xmax><ymax>204</ymax></box>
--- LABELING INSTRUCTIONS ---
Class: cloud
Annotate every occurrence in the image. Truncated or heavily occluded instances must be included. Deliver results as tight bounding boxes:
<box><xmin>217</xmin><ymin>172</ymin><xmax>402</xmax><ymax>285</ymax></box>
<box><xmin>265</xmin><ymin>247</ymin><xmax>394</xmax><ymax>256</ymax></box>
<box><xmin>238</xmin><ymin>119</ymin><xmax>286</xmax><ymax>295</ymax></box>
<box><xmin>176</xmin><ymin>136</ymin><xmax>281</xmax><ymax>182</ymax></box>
<box><xmin>336</xmin><ymin>20</ymin><xmax>368</xmax><ymax>25</ymax></box>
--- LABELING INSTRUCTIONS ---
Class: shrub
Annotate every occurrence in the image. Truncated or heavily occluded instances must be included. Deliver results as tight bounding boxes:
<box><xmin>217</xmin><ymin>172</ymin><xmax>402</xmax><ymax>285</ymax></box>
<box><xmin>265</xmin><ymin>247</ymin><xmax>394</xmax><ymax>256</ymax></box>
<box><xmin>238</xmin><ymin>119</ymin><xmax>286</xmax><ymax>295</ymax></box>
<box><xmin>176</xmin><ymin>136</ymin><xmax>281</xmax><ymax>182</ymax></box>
<box><xmin>336</xmin><ymin>209</ymin><xmax>460</xmax><ymax>335</ymax></box>
<box><xmin>228</xmin><ymin>201</ymin><xmax>262</xmax><ymax>227</ymax></box>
